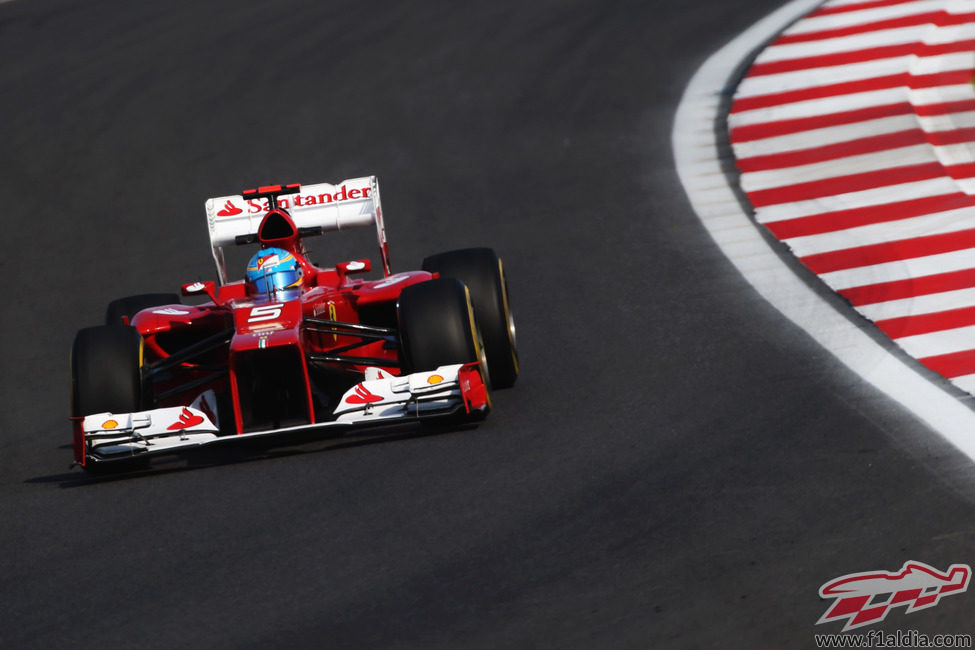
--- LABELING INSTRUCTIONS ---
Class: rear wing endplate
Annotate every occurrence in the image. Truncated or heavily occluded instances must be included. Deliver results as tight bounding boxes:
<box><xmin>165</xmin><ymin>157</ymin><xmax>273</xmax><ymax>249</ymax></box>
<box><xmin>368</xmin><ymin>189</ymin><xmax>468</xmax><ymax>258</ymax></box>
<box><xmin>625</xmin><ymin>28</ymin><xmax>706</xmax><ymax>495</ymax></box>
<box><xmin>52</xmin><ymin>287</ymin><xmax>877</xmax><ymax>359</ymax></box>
<box><xmin>204</xmin><ymin>176</ymin><xmax>390</xmax><ymax>284</ymax></box>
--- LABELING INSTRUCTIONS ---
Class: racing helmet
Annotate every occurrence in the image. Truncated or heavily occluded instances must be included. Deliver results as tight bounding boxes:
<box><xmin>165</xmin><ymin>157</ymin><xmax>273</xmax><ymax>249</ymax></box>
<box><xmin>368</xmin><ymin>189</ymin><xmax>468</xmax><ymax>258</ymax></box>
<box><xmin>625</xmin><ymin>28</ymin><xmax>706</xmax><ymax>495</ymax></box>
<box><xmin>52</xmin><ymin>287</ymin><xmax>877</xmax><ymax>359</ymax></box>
<box><xmin>245</xmin><ymin>247</ymin><xmax>303</xmax><ymax>299</ymax></box>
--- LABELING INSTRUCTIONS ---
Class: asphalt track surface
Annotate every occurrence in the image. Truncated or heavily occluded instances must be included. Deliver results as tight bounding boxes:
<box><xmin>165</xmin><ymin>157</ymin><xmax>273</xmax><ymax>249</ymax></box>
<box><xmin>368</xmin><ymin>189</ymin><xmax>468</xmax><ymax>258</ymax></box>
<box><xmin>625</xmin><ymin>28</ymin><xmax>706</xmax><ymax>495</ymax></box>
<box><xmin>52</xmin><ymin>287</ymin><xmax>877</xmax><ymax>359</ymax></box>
<box><xmin>4</xmin><ymin>0</ymin><xmax>975</xmax><ymax>647</ymax></box>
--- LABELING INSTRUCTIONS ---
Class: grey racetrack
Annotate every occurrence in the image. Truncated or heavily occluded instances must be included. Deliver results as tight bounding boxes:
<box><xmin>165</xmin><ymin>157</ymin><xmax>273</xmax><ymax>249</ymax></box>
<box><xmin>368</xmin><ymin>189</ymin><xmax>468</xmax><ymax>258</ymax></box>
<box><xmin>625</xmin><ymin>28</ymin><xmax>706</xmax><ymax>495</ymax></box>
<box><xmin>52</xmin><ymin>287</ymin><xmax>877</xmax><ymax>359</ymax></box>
<box><xmin>3</xmin><ymin>0</ymin><xmax>975</xmax><ymax>647</ymax></box>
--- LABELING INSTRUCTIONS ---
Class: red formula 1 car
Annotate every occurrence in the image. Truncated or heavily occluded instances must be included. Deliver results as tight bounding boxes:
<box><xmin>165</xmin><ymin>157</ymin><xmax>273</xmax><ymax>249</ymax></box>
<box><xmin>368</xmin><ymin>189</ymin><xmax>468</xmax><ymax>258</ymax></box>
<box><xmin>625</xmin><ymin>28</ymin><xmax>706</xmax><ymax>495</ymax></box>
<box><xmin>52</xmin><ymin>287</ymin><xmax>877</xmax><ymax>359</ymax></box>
<box><xmin>70</xmin><ymin>177</ymin><xmax>518</xmax><ymax>471</ymax></box>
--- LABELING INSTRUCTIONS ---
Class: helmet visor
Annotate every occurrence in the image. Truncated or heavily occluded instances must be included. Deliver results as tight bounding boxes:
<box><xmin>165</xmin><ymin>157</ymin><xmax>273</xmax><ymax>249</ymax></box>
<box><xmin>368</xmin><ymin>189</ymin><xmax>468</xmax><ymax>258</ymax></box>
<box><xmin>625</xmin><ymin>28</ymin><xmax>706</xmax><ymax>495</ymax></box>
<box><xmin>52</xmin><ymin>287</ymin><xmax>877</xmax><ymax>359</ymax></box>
<box><xmin>250</xmin><ymin>267</ymin><xmax>303</xmax><ymax>298</ymax></box>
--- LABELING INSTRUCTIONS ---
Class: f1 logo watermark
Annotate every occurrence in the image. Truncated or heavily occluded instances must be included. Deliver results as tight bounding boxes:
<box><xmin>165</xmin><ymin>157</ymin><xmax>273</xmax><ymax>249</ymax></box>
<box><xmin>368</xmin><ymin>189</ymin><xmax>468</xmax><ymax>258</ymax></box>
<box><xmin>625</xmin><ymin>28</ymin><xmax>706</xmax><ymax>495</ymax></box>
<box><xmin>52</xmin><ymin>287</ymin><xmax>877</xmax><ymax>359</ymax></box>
<box><xmin>817</xmin><ymin>561</ymin><xmax>971</xmax><ymax>631</ymax></box>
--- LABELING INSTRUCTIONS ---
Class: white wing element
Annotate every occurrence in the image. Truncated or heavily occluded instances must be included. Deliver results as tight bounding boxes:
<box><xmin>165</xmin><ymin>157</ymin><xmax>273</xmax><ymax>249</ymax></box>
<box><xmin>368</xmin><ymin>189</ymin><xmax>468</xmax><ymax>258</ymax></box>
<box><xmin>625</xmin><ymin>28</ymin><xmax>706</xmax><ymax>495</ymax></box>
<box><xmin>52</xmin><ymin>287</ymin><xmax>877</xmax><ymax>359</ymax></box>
<box><xmin>333</xmin><ymin>365</ymin><xmax>481</xmax><ymax>421</ymax></box>
<box><xmin>83</xmin><ymin>406</ymin><xmax>219</xmax><ymax>456</ymax></box>
<box><xmin>204</xmin><ymin>176</ymin><xmax>389</xmax><ymax>284</ymax></box>
<box><xmin>77</xmin><ymin>364</ymin><xmax>488</xmax><ymax>466</ymax></box>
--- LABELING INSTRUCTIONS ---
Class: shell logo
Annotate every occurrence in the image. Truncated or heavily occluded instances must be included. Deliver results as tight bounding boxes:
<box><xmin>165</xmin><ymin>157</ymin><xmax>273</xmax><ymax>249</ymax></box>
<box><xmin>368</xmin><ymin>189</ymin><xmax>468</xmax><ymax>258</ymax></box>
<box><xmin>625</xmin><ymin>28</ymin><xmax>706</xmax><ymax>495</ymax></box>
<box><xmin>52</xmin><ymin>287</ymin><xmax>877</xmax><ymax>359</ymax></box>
<box><xmin>427</xmin><ymin>375</ymin><xmax>444</xmax><ymax>385</ymax></box>
<box><xmin>101</xmin><ymin>419</ymin><xmax>119</xmax><ymax>430</ymax></box>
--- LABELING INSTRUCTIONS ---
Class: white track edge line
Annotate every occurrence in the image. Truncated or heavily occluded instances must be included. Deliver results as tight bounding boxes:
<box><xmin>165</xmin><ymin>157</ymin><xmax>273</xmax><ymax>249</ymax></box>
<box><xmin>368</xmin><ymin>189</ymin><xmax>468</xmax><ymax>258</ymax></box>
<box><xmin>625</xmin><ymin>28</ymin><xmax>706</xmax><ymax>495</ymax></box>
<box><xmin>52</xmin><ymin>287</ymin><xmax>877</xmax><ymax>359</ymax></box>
<box><xmin>672</xmin><ymin>0</ymin><xmax>975</xmax><ymax>462</ymax></box>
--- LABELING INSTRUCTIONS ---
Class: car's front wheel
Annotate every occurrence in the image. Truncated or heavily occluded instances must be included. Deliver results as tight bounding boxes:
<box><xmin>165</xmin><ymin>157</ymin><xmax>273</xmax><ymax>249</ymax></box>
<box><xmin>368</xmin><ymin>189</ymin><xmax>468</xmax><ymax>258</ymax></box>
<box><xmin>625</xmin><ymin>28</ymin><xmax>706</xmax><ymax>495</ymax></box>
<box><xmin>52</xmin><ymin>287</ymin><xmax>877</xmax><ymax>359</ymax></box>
<box><xmin>396</xmin><ymin>278</ymin><xmax>489</xmax><ymax>421</ymax></box>
<box><xmin>71</xmin><ymin>325</ymin><xmax>147</xmax><ymax>417</ymax></box>
<box><xmin>71</xmin><ymin>325</ymin><xmax>150</xmax><ymax>473</ymax></box>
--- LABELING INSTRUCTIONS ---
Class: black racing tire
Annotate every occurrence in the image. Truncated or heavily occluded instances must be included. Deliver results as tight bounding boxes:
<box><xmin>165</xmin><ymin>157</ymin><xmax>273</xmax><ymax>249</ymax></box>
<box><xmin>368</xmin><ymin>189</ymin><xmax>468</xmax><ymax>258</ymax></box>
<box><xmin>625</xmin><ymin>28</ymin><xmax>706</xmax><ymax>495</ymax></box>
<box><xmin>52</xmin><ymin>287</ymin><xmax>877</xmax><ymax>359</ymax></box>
<box><xmin>71</xmin><ymin>325</ymin><xmax>147</xmax><ymax>417</ymax></box>
<box><xmin>397</xmin><ymin>278</ymin><xmax>482</xmax><ymax>374</ymax></box>
<box><xmin>105</xmin><ymin>293</ymin><xmax>180</xmax><ymax>325</ymax></box>
<box><xmin>71</xmin><ymin>325</ymin><xmax>150</xmax><ymax>474</ymax></box>
<box><xmin>422</xmin><ymin>247</ymin><xmax>518</xmax><ymax>388</ymax></box>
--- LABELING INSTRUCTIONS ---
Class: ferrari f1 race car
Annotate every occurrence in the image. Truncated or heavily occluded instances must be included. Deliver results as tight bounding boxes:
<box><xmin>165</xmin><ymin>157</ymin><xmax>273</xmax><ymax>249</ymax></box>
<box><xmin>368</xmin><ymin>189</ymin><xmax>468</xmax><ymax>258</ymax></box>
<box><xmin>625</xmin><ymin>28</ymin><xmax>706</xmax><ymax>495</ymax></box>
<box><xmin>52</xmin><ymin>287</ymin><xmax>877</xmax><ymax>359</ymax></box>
<box><xmin>70</xmin><ymin>177</ymin><xmax>518</xmax><ymax>472</ymax></box>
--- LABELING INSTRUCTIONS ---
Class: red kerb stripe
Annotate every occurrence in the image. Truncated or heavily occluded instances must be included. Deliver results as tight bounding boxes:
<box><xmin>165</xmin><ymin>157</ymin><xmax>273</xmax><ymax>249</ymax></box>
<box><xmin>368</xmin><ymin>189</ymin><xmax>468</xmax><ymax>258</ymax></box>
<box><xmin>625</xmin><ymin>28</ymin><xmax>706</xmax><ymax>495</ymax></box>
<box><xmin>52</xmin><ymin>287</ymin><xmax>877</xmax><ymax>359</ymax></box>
<box><xmin>775</xmin><ymin>11</ymin><xmax>975</xmax><ymax>45</ymax></box>
<box><xmin>927</xmin><ymin>127</ymin><xmax>975</xmax><ymax>146</ymax></box>
<box><xmin>738</xmin><ymin>128</ymin><xmax>975</xmax><ymax>173</ymax></box>
<box><xmin>840</xmin><ymin>269</ymin><xmax>975</xmax><ymax>306</ymax></box>
<box><xmin>736</xmin><ymin>129</ymin><xmax>926</xmax><ymax>172</ymax></box>
<box><xmin>809</xmin><ymin>0</ymin><xmax>934</xmax><ymax>16</ymax></box>
<box><xmin>730</xmin><ymin>103</ymin><xmax>913</xmax><ymax>142</ymax></box>
<box><xmin>800</xmin><ymin>227</ymin><xmax>975</xmax><ymax>274</ymax></box>
<box><xmin>747</xmin><ymin>162</ymin><xmax>944</xmax><ymax>208</ymax></box>
<box><xmin>919</xmin><ymin>349</ymin><xmax>975</xmax><ymax>378</ymax></box>
<box><xmin>731</xmin><ymin>100</ymin><xmax>975</xmax><ymax>142</ymax></box>
<box><xmin>750</xmin><ymin>40</ymin><xmax>975</xmax><ymax>77</ymax></box>
<box><xmin>876</xmin><ymin>305</ymin><xmax>975</xmax><ymax>338</ymax></box>
<box><xmin>915</xmin><ymin>99</ymin><xmax>975</xmax><ymax>116</ymax></box>
<box><xmin>732</xmin><ymin>70</ymin><xmax>975</xmax><ymax>113</ymax></box>
<box><xmin>946</xmin><ymin>162</ymin><xmax>975</xmax><ymax>179</ymax></box>
<box><xmin>765</xmin><ymin>193</ymin><xmax>975</xmax><ymax>239</ymax></box>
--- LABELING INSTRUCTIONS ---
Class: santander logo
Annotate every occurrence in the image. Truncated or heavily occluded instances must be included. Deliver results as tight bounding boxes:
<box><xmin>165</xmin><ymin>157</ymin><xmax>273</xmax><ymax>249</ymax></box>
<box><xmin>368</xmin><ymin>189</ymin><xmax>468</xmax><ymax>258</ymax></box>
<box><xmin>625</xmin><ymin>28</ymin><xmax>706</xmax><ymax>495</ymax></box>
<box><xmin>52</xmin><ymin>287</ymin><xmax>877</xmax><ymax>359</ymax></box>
<box><xmin>215</xmin><ymin>184</ymin><xmax>372</xmax><ymax>217</ymax></box>
<box><xmin>217</xmin><ymin>200</ymin><xmax>243</xmax><ymax>217</ymax></box>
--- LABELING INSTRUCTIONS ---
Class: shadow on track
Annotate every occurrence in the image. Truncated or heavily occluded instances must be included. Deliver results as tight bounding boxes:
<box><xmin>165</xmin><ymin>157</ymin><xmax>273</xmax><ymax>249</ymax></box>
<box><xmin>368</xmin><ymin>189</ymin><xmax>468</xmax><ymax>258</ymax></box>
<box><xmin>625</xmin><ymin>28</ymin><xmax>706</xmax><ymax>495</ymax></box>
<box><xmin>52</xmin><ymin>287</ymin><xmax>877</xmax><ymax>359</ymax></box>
<box><xmin>26</xmin><ymin>421</ymin><xmax>479</xmax><ymax>488</ymax></box>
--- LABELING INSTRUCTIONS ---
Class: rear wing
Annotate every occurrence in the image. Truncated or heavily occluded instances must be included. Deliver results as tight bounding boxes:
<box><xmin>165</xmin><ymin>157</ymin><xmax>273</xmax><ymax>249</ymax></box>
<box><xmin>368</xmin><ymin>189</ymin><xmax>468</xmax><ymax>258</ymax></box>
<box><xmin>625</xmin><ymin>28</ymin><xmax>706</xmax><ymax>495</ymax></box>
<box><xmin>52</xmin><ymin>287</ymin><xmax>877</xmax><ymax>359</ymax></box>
<box><xmin>204</xmin><ymin>176</ymin><xmax>390</xmax><ymax>284</ymax></box>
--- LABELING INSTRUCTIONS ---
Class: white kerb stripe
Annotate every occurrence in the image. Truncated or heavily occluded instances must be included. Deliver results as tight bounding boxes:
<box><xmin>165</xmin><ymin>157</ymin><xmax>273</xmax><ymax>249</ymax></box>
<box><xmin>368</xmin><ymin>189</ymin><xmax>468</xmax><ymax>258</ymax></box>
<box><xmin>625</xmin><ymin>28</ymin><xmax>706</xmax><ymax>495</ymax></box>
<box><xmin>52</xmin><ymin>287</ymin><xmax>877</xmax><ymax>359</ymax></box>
<box><xmin>731</xmin><ymin>85</ymin><xmax>975</xmax><ymax>128</ymax></box>
<box><xmin>739</xmin><ymin>145</ymin><xmax>937</xmax><ymax>193</ymax></box>
<box><xmin>754</xmin><ymin>177</ymin><xmax>962</xmax><ymax>223</ymax></box>
<box><xmin>896</xmin><ymin>325</ymin><xmax>975</xmax><ymax>358</ymax></box>
<box><xmin>783</xmin><ymin>0</ymin><xmax>949</xmax><ymax>35</ymax></box>
<box><xmin>733</xmin><ymin>115</ymin><xmax>920</xmax><ymax>158</ymax></box>
<box><xmin>736</xmin><ymin>57</ymin><xmax>916</xmax><ymax>99</ymax></box>
<box><xmin>730</xmin><ymin>88</ymin><xmax>910</xmax><ymax>126</ymax></box>
<box><xmin>758</xmin><ymin>26</ymin><xmax>934</xmax><ymax>62</ymax></box>
<box><xmin>858</xmin><ymin>288</ymin><xmax>975</xmax><ymax>320</ymax></box>
<box><xmin>819</xmin><ymin>247</ymin><xmax>975</xmax><ymax>290</ymax></box>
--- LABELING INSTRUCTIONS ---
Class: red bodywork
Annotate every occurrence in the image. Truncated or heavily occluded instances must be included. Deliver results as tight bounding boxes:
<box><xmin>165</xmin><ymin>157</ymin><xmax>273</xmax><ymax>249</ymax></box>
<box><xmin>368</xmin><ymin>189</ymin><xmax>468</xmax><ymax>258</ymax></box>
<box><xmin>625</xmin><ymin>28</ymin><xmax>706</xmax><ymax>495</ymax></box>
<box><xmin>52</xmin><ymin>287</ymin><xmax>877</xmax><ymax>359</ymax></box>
<box><xmin>131</xmin><ymin>200</ymin><xmax>433</xmax><ymax>435</ymax></box>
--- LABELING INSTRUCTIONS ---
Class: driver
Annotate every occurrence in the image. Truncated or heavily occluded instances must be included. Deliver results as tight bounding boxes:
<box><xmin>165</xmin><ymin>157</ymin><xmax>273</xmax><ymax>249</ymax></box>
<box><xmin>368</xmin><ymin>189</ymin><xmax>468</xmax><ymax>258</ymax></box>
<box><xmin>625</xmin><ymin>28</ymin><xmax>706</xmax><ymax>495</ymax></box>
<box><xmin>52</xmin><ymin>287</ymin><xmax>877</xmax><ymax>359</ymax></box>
<box><xmin>245</xmin><ymin>247</ymin><xmax>304</xmax><ymax>300</ymax></box>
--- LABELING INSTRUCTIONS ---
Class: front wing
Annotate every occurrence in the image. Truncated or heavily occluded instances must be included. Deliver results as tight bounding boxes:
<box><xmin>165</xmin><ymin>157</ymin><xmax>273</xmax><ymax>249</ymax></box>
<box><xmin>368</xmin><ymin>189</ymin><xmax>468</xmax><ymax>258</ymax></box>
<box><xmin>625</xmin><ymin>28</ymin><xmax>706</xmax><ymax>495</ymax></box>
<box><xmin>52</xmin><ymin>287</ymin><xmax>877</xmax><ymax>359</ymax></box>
<box><xmin>74</xmin><ymin>363</ymin><xmax>489</xmax><ymax>468</ymax></box>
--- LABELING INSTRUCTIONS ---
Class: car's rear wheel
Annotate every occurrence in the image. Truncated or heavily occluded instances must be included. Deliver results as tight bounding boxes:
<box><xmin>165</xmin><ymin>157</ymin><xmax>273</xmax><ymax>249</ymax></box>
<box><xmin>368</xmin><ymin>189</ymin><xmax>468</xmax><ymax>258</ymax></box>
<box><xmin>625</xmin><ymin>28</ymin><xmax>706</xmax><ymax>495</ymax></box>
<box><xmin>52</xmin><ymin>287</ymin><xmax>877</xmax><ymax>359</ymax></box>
<box><xmin>105</xmin><ymin>293</ymin><xmax>180</xmax><ymax>325</ymax></box>
<box><xmin>71</xmin><ymin>325</ymin><xmax>150</xmax><ymax>473</ymax></box>
<box><xmin>422</xmin><ymin>248</ymin><xmax>518</xmax><ymax>388</ymax></box>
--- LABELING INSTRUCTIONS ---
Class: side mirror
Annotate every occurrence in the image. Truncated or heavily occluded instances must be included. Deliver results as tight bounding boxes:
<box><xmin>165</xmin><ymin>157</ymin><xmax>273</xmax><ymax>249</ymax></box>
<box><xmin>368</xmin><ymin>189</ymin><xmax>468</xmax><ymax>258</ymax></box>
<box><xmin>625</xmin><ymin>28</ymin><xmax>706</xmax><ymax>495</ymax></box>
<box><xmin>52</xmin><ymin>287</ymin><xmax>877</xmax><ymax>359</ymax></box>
<box><xmin>336</xmin><ymin>259</ymin><xmax>371</xmax><ymax>284</ymax></box>
<box><xmin>181</xmin><ymin>281</ymin><xmax>221</xmax><ymax>305</ymax></box>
